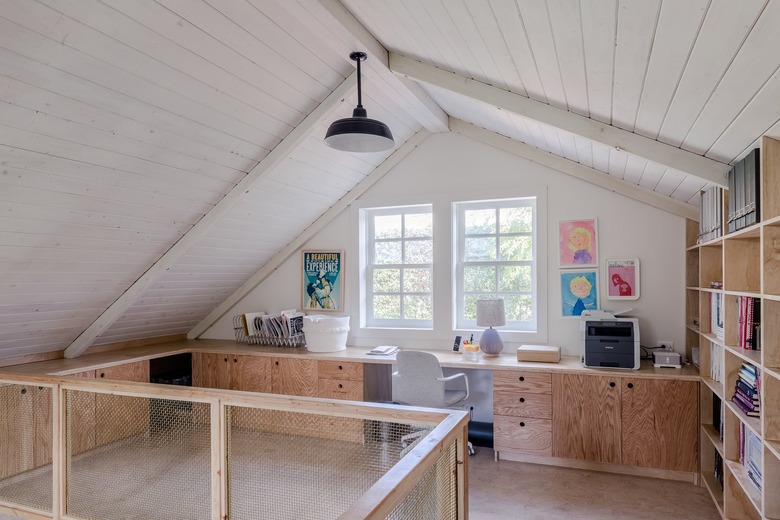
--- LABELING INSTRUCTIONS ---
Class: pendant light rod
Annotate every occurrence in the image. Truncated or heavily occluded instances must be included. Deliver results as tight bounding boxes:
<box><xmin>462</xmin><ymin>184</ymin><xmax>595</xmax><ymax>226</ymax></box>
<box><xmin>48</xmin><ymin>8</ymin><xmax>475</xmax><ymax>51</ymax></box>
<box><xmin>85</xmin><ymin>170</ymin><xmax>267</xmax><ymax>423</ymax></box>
<box><xmin>351</xmin><ymin>51</ymin><xmax>367</xmax><ymax>108</ymax></box>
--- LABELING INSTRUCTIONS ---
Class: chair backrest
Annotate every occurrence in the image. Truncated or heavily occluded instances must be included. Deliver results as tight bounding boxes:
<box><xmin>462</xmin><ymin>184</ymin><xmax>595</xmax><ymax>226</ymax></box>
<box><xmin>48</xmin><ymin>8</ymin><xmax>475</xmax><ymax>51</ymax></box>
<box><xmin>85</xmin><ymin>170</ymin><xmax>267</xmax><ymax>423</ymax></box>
<box><xmin>392</xmin><ymin>351</ymin><xmax>447</xmax><ymax>408</ymax></box>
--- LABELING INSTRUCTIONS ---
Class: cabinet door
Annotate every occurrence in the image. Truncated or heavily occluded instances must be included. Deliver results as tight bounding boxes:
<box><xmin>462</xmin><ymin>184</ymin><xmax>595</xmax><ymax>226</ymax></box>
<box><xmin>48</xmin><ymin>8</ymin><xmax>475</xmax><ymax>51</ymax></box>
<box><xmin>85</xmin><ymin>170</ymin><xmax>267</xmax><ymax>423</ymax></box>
<box><xmin>271</xmin><ymin>358</ymin><xmax>318</xmax><ymax>397</ymax></box>
<box><xmin>552</xmin><ymin>373</ymin><xmax>621</xmax><ymax>464</ymax></box>
<box><xmin>621</xmin><ymin>378</ymin><xmax>698</xmax><ymax>472</ymax></box>
<box><xmin>95</xmin><ymin>361</ymin><xmax>150</xmax><ymax>447</ymax></box>
<box><xmin>69</xmin><ymin>370</ymin><xmax>96</xmax><ymax>456</ymax></box>
<box><xmin>192</xmin><ymin>352</ymin><xmax>230</xmax><ymax>389</ymax></box>
<box><xmin>230</xmin><ymin>355</ymin><xmax>273</xmax><ymax>393</ymax></box>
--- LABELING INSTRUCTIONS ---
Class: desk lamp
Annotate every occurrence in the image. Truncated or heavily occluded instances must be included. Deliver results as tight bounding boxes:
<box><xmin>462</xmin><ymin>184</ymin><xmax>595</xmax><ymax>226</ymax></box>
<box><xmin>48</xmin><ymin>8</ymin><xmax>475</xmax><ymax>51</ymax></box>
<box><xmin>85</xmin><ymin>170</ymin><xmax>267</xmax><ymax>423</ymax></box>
<box><xmin>477</xmin><ymin>298</ymin><xmax>505</xmax><ymax>356</ymax></box>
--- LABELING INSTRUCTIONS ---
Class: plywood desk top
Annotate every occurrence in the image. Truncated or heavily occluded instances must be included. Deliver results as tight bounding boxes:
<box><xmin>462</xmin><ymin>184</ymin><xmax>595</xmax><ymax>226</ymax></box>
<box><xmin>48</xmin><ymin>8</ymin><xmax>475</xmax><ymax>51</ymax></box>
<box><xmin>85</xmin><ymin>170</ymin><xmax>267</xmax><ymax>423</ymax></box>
<box><xmin>0</xmin><ymin>338</ymin><xmax>700</xmax><ymax>381</ymax></box>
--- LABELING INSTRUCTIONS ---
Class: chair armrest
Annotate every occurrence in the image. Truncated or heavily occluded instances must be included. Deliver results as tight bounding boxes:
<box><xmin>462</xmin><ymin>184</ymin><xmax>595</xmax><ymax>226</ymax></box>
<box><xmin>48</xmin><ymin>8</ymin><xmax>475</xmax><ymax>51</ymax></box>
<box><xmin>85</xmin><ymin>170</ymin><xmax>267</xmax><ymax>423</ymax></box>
<box><xmin>438</xmin><ymin>373</ymin><xmax>469</xmax><ymax>400</ymax></box>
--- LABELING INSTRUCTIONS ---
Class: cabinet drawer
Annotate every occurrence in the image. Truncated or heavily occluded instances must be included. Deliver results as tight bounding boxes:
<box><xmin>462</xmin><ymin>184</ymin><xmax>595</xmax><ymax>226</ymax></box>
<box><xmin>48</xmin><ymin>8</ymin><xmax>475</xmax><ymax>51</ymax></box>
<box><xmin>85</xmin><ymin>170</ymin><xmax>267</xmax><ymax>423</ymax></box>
<box><xmin>493</xmin><ymin>415</ymin><xmax>552</xmax><ymax>456</ymax></box>
<box><xmin>318</xmin><ymin>378</ymin><xmax>363</xmax><ymax>401</ymax></box>
<box><xmin>494</xmin><ymin>370</ymin><xmax>551</xmax><ymax>394</ymax></box>
<box><xmin>493</xmin><ymin>391</ymin><xmax>552</xmax><ymax>419</ymax></box>
<box><xmin>318</xmin><ymin>361</ymin><xmax>363</xmax><ymax>381</ymax></box>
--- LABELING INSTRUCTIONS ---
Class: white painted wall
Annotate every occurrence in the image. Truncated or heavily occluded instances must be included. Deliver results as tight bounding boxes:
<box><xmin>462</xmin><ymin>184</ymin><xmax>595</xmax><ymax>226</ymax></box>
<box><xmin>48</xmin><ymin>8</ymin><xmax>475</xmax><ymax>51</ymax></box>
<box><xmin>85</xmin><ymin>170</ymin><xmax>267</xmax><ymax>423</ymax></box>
<box><xmin>203</xmin><ymin>132</ymin><xmax>686</xmax><ymax>359</ymax></box>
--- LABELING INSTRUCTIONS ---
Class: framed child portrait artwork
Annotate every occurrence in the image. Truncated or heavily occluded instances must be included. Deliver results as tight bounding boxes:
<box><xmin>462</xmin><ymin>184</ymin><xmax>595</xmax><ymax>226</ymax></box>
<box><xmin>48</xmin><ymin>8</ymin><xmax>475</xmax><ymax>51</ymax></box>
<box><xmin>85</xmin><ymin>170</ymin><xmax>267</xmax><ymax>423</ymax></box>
<box><xmin>560</xmin><ymin>269</ymin><xmax>599</xmax><ymax>317</ymax></box>
<box><xmin>606</xmin><ymin>258</ymin><xmax>640</xmax><ymax>300</ymax></box>
<box><xmin>302</xmin><ymin>250</ymin><xmax>344</xmax><ymax>312</ymax></box>
<box><xmin>559</xmin><ymin>219</ymin><xmax>597</xmax><ymax>268</ymax></box>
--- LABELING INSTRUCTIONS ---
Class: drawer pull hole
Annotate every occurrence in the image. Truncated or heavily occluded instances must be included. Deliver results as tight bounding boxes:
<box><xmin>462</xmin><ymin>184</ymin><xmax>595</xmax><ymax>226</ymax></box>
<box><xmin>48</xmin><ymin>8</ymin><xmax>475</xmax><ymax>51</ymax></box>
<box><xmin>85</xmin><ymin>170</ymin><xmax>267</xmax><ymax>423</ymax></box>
<box><xmin>275</xmin><ymin>361</ymin><xmax>279</xmax><ymax>366</ymax></box>
<box><xmin>100</xmin><ymin>373</ymin><xmax>105</xmax><ymax>378</ymax></box>
<box><xmin>20</xmin><ymin>388</ymin><xmax>27</xmax><ymax>395</ymax></box>
<box><xmin>519</xmin><ymin>422</ymin><xmax>525</xmax><ymax>427</ymax></box>
<box><xmin>338</xmin><ymin>384</ymin><xmax>343</xmax><ymax>389</ymax></box>
<box><xmin>519</xmin><ymin>397</ymin><xmax>525</xmax><ymax>403</ymax></box>
<box><xmin>609</xmin><ymin>382</ymin><xmax>615</xmax><ymax>388</ymax></box>
<box><xmin>518</xmin><ymin>376</ymin><xmax>525</xmax><ymax>382</ymax></box>
<box><xmin>338</xmin><ymin>365</ymin><xmax>343</xmax><ymax>370</ymax></box>
<box><xmin>627</xmin><ymin>383</ymin><xmax>634</xmax><ymax>389</ymax></box>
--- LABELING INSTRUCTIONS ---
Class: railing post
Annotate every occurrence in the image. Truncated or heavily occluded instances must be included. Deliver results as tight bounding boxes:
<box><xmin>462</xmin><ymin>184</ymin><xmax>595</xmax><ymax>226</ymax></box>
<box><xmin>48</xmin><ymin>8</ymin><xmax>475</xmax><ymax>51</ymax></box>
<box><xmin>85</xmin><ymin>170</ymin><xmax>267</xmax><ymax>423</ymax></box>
<box><xmin>53</xmin><ymin>384</ymin><xmax>66</xmax><ymax>520</ymax></box>
<box><xmin>210</xmin><ymin>398</ymin><xmax>225</xmax><ymax>520</ymax></box>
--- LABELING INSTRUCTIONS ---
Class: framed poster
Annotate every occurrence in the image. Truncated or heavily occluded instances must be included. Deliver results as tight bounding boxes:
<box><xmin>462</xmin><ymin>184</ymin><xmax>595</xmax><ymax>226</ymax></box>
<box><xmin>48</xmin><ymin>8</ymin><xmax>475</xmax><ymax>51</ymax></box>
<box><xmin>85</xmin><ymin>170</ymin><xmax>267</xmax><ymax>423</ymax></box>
<box><xmin>559</xmin><ymin>219</ymin><xmax>598</xmax><ymax>268</ymax></box>
<box><xmin>560</xmin><ymin>269</ymin><xmax>599</xmax><ymax>317</ymax></box>
<box><xmin>302</xmin><ymin>250</ymin><xmax>344</xmax><ymax>312</ymax></box>
<box><xmin>606</xmin><ymin>258</ymin><xmax>640</xmax><ymax>300</ymax></box>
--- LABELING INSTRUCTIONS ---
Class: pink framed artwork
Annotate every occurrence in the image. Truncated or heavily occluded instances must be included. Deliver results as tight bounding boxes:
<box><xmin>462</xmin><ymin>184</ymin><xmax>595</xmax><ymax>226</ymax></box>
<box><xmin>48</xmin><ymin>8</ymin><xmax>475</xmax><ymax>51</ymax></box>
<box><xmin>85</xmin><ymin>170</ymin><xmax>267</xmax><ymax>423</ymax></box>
<box><xmin>606</xmin><ymin>258</ymin><xmax>640</xmax><ymax>300</ymax></box>
<box><xmin>559</xmin><ymin>219</ymin><xmax>597</xmax><ymax>268</ymax></box>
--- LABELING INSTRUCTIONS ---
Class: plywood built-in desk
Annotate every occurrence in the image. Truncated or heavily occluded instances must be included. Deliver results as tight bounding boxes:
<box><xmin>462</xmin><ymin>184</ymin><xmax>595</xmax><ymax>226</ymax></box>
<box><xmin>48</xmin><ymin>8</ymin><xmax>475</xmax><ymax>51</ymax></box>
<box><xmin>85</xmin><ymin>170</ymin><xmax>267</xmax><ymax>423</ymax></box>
<box><xmin>1</xmin><ymin>338</ymin><xmax>701</xmax><ymax>483</ymax></box>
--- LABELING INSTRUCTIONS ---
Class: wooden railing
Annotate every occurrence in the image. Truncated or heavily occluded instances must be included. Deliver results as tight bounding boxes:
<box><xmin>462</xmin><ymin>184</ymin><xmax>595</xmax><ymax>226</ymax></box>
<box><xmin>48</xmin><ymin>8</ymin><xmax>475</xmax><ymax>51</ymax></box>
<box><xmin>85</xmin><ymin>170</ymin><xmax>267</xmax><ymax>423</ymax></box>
<box><xmin>0</xmin><ymin>374</ymin><xmax>469</xmax><ymax>520</ymax></box>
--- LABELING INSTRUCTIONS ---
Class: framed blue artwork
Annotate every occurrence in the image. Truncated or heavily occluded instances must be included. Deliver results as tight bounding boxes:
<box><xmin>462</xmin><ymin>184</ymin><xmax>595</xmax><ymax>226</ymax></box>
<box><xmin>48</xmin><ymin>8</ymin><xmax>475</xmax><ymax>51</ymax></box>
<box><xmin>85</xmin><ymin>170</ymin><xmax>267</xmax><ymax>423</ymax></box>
<box><xmin>560</xmin><ymin>269</ymin><xmax>598</xmax><ymax>317</ymax></box>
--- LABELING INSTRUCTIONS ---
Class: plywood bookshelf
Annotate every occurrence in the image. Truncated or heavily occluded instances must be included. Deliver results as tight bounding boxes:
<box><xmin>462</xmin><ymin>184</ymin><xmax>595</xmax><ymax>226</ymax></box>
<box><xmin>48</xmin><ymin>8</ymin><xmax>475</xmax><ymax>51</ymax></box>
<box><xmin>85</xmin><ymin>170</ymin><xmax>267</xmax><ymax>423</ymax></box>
<box><xmin>687</xmin><ymin>135</ymin><xmax>780</xmax><ymax>520</ymax></box>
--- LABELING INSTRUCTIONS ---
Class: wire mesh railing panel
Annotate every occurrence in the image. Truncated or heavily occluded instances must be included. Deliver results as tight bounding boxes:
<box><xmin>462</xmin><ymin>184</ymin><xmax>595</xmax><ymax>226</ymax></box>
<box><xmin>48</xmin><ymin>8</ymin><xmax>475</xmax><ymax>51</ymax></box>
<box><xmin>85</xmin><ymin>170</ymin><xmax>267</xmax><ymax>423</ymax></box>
<box><xmin>0</xmin><ymin>383</ymin><xmax>53</xmax><ymax>513</ymax></box>
<box><xmin>65</xmin><ymin>391</ymin><xmax>211</xmax><ymax>520</ymax></box>
<box><xmin>385</xmin><ymin>441</ymin><xmax>459</xmax><ymax>520</ymax></box>
<box><xmin>226</xmin><ymin>406</ymin><xmax>435</xmax><ymax>520</ymax></box>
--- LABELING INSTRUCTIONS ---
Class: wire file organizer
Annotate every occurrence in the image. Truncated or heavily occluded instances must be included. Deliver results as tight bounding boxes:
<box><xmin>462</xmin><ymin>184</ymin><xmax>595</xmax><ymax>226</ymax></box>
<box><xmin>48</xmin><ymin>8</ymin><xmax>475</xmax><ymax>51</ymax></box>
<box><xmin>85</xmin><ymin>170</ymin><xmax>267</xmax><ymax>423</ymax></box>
<box><xmin>233</xmin><ymin>314</ymin><xmax>306</xmax><ymax>348</ymax></box>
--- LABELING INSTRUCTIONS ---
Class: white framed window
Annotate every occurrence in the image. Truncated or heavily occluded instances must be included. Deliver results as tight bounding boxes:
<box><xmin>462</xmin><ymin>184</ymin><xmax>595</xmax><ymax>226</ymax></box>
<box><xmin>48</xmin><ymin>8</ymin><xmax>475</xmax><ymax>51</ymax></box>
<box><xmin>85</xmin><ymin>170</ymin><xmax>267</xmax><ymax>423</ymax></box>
<box><xmin>364</xmin><ymin>205</ymin><xmax>433</xmax><ymax>328</ymax></box>
<box><xmin>454</xmin><ymin>197</ymin><xmax>538</xmax><ymax>332</ymax></box>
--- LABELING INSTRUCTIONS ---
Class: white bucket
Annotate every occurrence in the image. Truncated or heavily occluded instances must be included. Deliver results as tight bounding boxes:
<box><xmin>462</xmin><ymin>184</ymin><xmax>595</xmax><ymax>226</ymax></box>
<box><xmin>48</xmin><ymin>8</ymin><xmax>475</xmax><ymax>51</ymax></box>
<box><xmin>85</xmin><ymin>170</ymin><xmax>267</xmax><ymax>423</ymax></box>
<box><xmin>303</xmin><ymin>315</ymin><xmax>350</xmax><ymax>352</ymax></box>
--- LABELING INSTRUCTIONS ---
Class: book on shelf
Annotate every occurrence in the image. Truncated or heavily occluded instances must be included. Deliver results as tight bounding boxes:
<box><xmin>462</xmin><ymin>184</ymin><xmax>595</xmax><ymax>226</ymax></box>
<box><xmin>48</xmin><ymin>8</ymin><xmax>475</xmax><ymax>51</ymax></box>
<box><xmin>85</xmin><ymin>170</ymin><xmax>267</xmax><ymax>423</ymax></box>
<box><xmin>699</xmin><ymin>186</ymin><xmax>724</xmax><ymax>242</ymax></box>
<box><xmin>709</xmin><ymin>342</ymin><xmax>723</xmax><ymax>382</ymax></box>
<box><xmin>727</xmin><ymin>148</ymin><xmax>760</xmax><ymax>233</ymax></box>
<box><xmin>733</xmin><ymin>391</ymin><xmax>759</xmax><ymax>414</ymax></box>
<box><xmin>736</xmin><ymin>296</ymin><xmax>761</xmax><ymax>350</ymax></box>
<box><xmin>744</xmin><ymin>427</ymin><xmax>763</xmax><ymax>492</ymax></box>
<box><xmin>732</xmin><ymin>396</ymin><xmax>760</xmax><ymax>418</ymax></box>
<box><xmin>711</xmin><ymin>292</ymin><xmax>724</xmax><ymax>340</ymax></box>
<box><xmin>736</xmin><ymin>378</ymin><xmax>759</xmax><ymax>400</ymax></box>
<box><xmin>714</xmin><ymin>451</ymin><xmax>724</xmax><ymax>490</ymax></box>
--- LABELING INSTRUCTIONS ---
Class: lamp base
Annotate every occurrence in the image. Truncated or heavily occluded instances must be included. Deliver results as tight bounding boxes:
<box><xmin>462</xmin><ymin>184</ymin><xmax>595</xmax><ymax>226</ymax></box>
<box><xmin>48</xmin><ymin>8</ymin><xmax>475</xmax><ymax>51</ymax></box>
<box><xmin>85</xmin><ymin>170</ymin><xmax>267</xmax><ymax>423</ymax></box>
<box><xmin>479</xmin><ymin>328</ymin><xmax>504</xmax><ymax>357</ymax></box>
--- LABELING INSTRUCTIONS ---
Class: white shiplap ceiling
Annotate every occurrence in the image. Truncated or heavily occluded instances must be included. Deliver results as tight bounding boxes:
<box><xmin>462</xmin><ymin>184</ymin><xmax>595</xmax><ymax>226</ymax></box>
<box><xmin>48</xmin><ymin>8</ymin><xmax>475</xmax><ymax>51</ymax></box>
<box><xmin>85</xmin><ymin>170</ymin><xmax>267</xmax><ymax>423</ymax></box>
<box><xmin>1</xmin><ymin>0</ymin><xmax>779</xmax><ymax>359</ymax></box>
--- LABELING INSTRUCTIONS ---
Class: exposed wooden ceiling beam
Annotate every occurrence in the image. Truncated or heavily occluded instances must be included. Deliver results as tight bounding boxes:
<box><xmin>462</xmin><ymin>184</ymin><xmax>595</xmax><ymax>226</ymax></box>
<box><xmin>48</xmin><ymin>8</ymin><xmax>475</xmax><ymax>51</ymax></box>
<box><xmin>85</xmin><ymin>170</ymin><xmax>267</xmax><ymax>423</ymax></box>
<box><xmin>391</xmin><ymin>53</ymin><xmax>730</xmax><ymax>188</ymax></box>
<box><xmin>188</xmin><ymin>129</ymin><xmax>433</xmax><ymax>339</ymax></box>
<box><xmin>451</xmin><ymin>119</ymin><xmax>699</xmax><ymax>221</ymax></box>
<box><xmin>299</xmin><ymin>0</ymin><xmax>449</xmax><ymax>133</ymax></box>
<box><xmin>63</xmin><ymin>73</ymin><xmax>359</xmax><ymax>358</ymax></box>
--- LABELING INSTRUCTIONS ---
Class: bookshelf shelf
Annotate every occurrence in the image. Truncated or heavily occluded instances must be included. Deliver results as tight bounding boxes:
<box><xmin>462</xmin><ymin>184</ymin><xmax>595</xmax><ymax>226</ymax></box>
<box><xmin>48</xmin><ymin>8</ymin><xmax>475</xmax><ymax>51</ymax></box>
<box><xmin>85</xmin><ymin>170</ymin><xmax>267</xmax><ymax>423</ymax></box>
<box><xmin>701</xmin><ymin>471</ymin><xmax>725</xmax><ymax>517</ymax></box>
<box><xmin>702</xmin><ymin>424</ymin><xmax>724</xmax><ymax>456</ymax></box>
<box><xmin>723</xmin><ymin>345</ymin><xmax>762</xmax><ymax>366</ymax></box>
<box><xmin>702</xmin><ymin>376</ymin><xmax>724</xmax><ymax>400</ymax></box>
<box><xmin>688</xmin><ymin>136</ymin><xmax>780</xmax><ymax>520</ymax></box>
<box><xmin>725</xmin><ymin>400</ymin><xmax>762</xmax><ymax>437</ymax></box>
<box><xmin>724</xmin><ymin>460</ymin><xmax>762</xmax><ymax>513</ymax></box>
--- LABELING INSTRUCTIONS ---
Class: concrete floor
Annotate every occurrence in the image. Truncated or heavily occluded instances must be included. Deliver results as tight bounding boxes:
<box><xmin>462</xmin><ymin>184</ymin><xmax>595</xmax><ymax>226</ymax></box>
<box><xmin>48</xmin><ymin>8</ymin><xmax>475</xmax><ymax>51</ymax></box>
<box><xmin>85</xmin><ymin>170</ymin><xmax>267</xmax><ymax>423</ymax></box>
<box><xmin>468</xmin><ymin>448</ymin><xmax>721</xmax><ymax>520</ymax></box>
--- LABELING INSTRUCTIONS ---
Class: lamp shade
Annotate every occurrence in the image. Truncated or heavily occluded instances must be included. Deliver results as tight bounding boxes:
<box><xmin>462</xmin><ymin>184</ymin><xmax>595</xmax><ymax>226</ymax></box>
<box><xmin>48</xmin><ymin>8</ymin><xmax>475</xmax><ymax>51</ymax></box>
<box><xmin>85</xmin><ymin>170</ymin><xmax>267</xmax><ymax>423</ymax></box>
<box><xmin>324</xmin><ymin>108</ymin><xmax>394</xmax><ymax>152</ymax></box>
<box><xmin>476</xmin><ymin>299</ymin><xmax>506</xmax><ymax>328</ymax></box>
<box><xmin>324</xmin><ymin>51</ymin><xmax>394</xmax><ymax>153</ymax></box>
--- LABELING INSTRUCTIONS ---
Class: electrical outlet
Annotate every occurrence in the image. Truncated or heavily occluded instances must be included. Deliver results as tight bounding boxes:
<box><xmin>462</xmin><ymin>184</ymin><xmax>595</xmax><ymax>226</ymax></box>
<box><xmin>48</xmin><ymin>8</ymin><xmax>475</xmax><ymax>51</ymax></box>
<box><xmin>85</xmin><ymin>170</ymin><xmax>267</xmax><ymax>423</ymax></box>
<box><xmin>656</xmin><ymin>341</ymin><xmax>674</xmax><ymax>351</ymax></box>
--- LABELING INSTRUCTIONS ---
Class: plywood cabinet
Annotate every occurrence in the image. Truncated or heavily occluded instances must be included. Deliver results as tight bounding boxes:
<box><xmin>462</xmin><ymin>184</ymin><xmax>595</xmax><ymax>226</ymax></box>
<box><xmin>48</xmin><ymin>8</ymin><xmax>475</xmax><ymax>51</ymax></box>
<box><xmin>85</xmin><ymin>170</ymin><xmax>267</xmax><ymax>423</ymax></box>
<box><xmin>552</xmin><ymin>373</ymin><xmax>621</xmax><ymax>464</ymax></box>
<box><xmin>551</xmin><ymin>373</ymin><xmax>697</xmax><ymax>472</ymax></box>
<box><xmin>271</xmin><ymin>358</ymin><xmax>317</xmax><ymax>397</ymax></box>
<box><xmin>621</xmin><ymin>378</ymin><xmax>698</xmax><ymax>472</ymax></box>
<box><xmin>317</xmin><ymin>361</ymin><xmax>363</xmax><ymax>401</ymax></box>
<box><xmin>192</xmin><ymin>353</ymin><xmax>273</xmax><ymax>393</ymax></box>
<box><xmin>493</xmin><ymin>370</ymin><xmax>553</xmax><ymax>456</ymax></box>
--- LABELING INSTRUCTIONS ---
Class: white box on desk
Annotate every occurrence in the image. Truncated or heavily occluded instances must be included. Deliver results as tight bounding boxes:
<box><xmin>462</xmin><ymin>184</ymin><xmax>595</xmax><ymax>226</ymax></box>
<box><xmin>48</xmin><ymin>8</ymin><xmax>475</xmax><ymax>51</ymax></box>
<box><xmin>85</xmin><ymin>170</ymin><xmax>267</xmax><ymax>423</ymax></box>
<box><xmin>517</xmin><ymin>345</ymin><xmax>561</xmax><ymax>363</ymax></box>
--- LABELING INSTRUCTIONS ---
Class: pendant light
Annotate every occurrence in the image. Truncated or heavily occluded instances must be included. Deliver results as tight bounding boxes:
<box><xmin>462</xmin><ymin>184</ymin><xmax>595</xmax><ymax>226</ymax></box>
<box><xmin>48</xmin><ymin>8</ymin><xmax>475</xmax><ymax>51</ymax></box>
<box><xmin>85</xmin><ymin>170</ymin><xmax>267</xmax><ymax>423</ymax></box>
<box><xmin>325</xmin><ymin>52</ymin><xmax>394</xmax><ymax>153</ymax></box>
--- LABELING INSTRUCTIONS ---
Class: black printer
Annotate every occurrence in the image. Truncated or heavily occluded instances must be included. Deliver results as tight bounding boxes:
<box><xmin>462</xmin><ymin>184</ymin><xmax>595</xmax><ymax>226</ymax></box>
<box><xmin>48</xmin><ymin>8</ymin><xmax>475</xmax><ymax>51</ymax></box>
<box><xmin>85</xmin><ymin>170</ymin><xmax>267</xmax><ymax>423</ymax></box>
<box><xmin>581</xmin><ymin>311</ymin><xmax>640</xmax><ymax>370</ymax></box>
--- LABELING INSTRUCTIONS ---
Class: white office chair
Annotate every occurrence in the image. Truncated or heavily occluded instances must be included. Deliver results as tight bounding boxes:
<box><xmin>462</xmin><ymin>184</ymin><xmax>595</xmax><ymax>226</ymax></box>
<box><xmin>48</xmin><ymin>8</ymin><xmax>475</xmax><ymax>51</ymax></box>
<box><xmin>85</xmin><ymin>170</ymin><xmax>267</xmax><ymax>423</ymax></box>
<box><xmin>391</xmin><ymin>350</ymin><xmax>474</xmax><ymax>455</ymax></box>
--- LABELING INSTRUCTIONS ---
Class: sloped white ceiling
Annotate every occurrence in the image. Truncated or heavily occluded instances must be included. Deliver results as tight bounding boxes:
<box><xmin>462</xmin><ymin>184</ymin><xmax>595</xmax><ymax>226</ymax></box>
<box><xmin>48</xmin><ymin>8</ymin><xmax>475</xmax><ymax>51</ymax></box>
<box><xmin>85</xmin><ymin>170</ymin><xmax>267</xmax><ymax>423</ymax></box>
<box><xmin>3</xmin><ymin>0</ymin><xmax>780</xmax><ymax>358</ymax></box>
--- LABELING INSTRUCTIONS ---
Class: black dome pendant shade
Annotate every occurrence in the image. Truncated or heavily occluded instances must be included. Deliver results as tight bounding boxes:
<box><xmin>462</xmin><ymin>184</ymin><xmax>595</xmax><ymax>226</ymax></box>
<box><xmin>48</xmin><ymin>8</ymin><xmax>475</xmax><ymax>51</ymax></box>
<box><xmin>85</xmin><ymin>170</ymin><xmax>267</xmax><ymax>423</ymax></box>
<box><xmin>325</xmin><ymin>52</ymin><xmax>394</xmax><ymax>153</ymax></box>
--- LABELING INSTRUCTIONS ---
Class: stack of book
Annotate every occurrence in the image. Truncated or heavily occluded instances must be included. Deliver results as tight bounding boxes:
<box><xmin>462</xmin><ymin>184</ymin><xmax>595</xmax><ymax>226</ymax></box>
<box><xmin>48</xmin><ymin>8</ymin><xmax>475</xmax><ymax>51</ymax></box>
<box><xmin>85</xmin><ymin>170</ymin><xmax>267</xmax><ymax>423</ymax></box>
<box><xmin>732</xmin><ymin>362</ymin><xmax>761</xmax><ymax>418</ymax></box>
<box><xmin>727</xmin><ymin>148</ymin><xmax>760</xmax><ymax>233</ymax></box>
<box><xmin>699</xmin><ymin>186</ymin><xmax>724</xmax><ymax>243</ymax></box>
<box><xmin>739</xmin><ymin>423</ymin><xmax>763</xmax><ymax>492</ymax></box>
<box><xmin>736</xmin><ymin>296</ymin><xmax>761</xmax><ymax>350</ymax></box>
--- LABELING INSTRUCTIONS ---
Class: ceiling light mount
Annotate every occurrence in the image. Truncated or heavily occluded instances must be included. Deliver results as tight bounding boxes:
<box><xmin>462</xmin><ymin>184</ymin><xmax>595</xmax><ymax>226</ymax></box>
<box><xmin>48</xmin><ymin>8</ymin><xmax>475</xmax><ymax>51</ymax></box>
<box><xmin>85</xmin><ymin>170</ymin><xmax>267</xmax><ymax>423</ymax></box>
<box><xmin>325</xmin><ymin>51</ymin><xmax>394</xmax><ymax>153</ymax></box>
